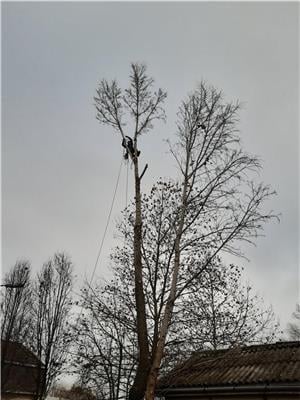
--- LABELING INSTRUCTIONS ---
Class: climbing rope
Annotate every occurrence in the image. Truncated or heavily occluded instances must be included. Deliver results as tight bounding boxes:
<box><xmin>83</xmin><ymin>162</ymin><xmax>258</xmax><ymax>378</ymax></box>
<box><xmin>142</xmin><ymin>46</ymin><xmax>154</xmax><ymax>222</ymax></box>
<box><xmin>73</xmin><ymin>154</ymin><xmax>124</xmax><ymax>327</ymax></box>
<box><xmin>88</xmin><ymin>154</ymin><xmax>124</xmax><ymax>287</ymax></box>
<box><xmin>125</xmin><ymin>158</ymin><xmax>129</xmax><ymax>212</ymax></box>
<box><xmin>123</xmin><ymin>159</ymin><xmax>129</xmax><ymax>244</ymax></box>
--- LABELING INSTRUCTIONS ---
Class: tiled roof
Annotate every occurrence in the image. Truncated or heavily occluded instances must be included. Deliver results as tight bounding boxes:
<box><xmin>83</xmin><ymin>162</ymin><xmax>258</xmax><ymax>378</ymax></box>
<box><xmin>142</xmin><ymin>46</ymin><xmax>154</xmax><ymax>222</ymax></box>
<box><xmin>1</xmin><ymin>340</ymin><xmax>41</xmax><ymax>366</ymax></box>
<box><xmin>158</xmin><ymin>341</ymin><xmax>300</xmax><ymax>389</ymax></box>
<box><xmin>1</xmin><ymin>340</ymin><xmax>43</xmax><ymax>395</ymax></box>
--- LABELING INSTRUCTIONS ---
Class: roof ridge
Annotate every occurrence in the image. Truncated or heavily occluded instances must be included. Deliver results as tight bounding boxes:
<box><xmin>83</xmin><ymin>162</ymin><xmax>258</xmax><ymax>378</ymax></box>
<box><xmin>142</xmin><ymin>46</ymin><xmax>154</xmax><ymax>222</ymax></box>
<box><xmin>241</xmin><ymin>341</ymin><xmax>300</xmax><ymax>351</ymax></box>
<box><xmin>158</xmin><ymin>341</ymin><xmax>300</xmax><ymax>389</ymax></box>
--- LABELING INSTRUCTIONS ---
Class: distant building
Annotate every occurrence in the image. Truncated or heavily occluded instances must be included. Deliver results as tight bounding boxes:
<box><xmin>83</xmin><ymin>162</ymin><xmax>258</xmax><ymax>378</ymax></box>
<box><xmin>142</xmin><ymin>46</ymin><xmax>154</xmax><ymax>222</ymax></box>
<box><xmin>1</xmin><ymin>340</ymin><xmax>44</xmax><ymax>400</ymax></box>
<box><xmin>157</xmin><ymin>341</ymin><xmax>300</xmax><ymax>400</ymax></box>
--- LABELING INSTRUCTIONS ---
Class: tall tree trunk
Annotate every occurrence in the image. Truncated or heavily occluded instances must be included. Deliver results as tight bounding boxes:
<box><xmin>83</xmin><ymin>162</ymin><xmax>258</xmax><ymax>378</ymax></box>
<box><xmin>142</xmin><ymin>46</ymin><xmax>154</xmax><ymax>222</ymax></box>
<box><xmin>144</xmin><ymin>179</ymin><xmax>189</xmax><ymax>400</ymax></box>
<box><xmin>129</xmin><ymin>160</ymin><xmax>151</xmax><ymax>400</ymax></box>
<box><xmin>144</xmin><ymin>241</ymin><xmax>180</xmax><ymax>400</ymax></box>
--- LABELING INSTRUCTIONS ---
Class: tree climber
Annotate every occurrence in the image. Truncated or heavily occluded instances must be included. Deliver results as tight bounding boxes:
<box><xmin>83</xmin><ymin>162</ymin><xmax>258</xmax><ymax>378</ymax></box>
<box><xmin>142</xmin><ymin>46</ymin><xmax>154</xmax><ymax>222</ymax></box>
<box><xmin>122</xmin><ymin>136</ymin><xmax>141</xmax><ymax>160</ymax></box>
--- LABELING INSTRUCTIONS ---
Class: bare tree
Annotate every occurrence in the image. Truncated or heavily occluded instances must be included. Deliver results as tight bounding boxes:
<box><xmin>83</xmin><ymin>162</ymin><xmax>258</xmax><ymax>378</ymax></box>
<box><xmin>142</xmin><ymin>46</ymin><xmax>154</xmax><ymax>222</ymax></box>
<box><xmin>287</xmin><ymin>304</ymin><xmax>300</xmax><ymax>340</ymax></box>
<box><xmin>33</xmin><ymin>253</ymin><xmax>73</xmax><ymax>400</ymax></box>
<box><xmin>174</xmin><ymin>260</ymin><xmax>279</xmax><ymax>354</ymax></box>
<box><xmin>95</xmin><ymin>66</ymin><xmax>277</xmax><ymax>399</ymax></box>
<box><xmin>73</xmin><ymin>259</ymin><xmax>278</xmax><ymax>399</ymax></box>
<box><xmin>73</xmin><ymin>281</ymin><xmax>137</xmax><ymax>400</ymax></box>
<box><xmin>50</xmin><ymin>383</ymin><xmax>97</xmax><ymax>400</ymax></box>
<box><xmin>94</xmin><ymin>63</ymin><xmax>167</xmax><ymax>400</ymax></box>
<box><xmin>1</xmin><ymin>261</ymin><xmax>32</xmax><ymax>384</ymax></box>
<box><xmin>143</xmin><ymin>82</ymin><xmax>277</xmax><ymax>398</ymax></box>
<box><xmin>74</xmin><ymin>190</ymin><xmax>278</xmax><ymax>399</ymax></box>
<box><xmin>1</xmin><ymin>261</ymin><xmax>32</xmax><ymax>344</ymax></box>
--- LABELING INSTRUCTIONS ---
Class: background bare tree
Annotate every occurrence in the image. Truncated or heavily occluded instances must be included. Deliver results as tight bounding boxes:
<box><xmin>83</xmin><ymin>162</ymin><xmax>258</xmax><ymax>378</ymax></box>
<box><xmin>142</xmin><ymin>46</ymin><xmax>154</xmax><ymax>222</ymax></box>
<box><xmin>73</xmin><ymin>281</ymin><xmax>137</xmax><ymax>400</ymax></box>
<box><xmin>287</xmin><ymin>304</ymin><xmax>300</xmax><ymax>340</ymax></box>
<box><xmin>1</xmin><ymin>260</ymin><xmax>32</xmax><ymax>346</ymax></box>
<box><xmin>50</xmin><ymin>383</ymin><xmax>97</xmax><ymax>400</ymax></box>
<box><xmin>33</xmin><ymin>252</ymin><xmax>73</xmax><ymax>400</ymax></box>
<box><xmin>173</xmin><ymin>260</ymin><xmax>279</xmax><ymax>356</ymax></box>
<box><xmin>1</xmin><ymin>260</ymin><xmax>32</xmax><ymax>386</ymax></box>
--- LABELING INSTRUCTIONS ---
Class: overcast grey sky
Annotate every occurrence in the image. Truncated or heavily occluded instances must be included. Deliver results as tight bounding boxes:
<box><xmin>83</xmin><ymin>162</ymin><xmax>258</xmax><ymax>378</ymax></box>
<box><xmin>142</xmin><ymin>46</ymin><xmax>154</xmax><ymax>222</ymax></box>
<box><xmin>2</xmin><ymin>1</ymin><xmax>299</xmax><ymax>330</ymax></box>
